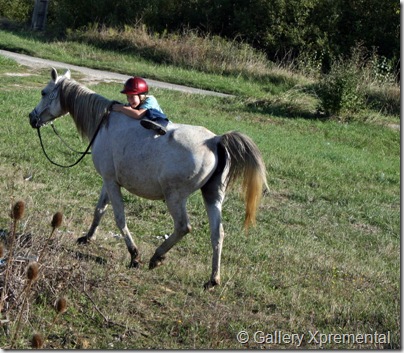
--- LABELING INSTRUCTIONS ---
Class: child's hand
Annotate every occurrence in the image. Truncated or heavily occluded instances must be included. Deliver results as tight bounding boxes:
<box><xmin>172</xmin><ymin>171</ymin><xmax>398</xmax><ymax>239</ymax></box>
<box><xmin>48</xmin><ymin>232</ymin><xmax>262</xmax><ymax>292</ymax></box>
<box><xmin>112</xmin><ymin>104</ymin><xmax>142</xmax><ymax>119</ymax></box>
<box><xmin>112</xmin><ymin>103</ymin><xmax>123</xmax><ymax>112</ymax></box>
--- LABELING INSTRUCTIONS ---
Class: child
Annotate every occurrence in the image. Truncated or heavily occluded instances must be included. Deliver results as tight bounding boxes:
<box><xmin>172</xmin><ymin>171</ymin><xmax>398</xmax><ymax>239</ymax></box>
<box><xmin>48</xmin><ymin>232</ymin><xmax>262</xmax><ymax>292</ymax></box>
<box><xmin>112</xmin><ymin>77</ymin><xmax>167</xmax><ymax>135</ymax></box>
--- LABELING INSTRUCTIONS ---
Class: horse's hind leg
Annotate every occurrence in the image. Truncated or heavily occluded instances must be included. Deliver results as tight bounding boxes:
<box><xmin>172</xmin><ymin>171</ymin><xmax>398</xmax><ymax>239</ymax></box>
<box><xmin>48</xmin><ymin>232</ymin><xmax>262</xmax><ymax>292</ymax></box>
<box><xmin>149</xmin><ymin>195</ymin><xmax>191</xmax><ymax>269</ymax></box>
<box><xmin>77</xmin><ymin>184</ymin><xmax>109</xmax><ymax>244</ymax></box>
<box><xmin>201</xmin><ymin>175</ymin><xmax>226</xmax><ymax>290</ymax></box>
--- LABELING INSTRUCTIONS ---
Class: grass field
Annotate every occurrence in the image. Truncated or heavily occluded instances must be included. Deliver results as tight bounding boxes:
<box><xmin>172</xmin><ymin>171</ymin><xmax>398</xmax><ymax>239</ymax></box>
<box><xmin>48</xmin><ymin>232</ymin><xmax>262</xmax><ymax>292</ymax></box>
<box><xmin>0</xmin><ymin>32</ymin><xmax>400</xmax><ymax>349</ymax></box>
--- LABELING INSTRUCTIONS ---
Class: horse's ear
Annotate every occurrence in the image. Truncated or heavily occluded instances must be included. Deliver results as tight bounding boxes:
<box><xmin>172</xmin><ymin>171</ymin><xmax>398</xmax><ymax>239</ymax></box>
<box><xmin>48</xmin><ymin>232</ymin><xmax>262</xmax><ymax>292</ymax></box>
<box><xmin>64</xmin><ymin>69</ymin><xmax>71</xmax><ymax>80</ymax></box>
<box><xmin>51</xmin><ymin>67</ymin><xmax>58</xmax><ymax>82</ymax></box>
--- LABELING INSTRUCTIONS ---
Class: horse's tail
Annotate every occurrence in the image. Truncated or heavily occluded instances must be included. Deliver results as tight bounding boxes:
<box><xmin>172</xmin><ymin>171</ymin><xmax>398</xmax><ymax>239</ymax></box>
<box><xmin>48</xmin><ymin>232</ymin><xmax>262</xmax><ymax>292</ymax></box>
<box><xmin>219</xmin><ymin>131</ymin><xmax>268</xmax><ymax>230</ymax></box>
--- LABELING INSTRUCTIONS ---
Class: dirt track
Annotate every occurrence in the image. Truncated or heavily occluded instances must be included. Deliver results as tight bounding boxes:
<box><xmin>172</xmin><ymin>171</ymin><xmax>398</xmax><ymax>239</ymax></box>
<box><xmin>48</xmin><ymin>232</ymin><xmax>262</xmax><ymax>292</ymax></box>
<box><xmin>0</xmin><ymin>49</ymin><xmax>232</xmax><ymax>97</ymax></box>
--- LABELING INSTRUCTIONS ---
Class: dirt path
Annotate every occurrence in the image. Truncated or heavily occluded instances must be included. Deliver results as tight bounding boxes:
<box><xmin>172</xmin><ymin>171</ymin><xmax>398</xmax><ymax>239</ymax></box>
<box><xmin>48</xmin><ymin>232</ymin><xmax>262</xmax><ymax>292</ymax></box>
<box><xmin>0</xmin><ymin>49</ymin><xmax>233</xmax><ymax>97</ymax></box>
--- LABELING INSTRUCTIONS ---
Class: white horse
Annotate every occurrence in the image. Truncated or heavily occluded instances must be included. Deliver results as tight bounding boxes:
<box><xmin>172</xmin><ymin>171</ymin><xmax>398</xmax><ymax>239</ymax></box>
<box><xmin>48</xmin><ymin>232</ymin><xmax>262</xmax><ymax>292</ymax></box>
<box><xmin>29</xmin><ymin>68</ymin><xmax>268</xmax><ymax>289</ymax></box>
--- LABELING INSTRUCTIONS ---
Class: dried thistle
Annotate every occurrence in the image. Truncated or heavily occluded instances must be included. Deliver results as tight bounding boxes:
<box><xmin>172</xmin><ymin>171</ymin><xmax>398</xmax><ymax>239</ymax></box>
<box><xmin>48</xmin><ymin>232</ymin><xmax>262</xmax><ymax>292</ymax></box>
<box><xmin>31</xmin><ymin>333</ymin><xmax>44</xmax><ymax>349</ymax></box>
<box><xmin>11</xmin><ymin>201</ymin><xmax>25</xmax><ymax>220</ymax></box>
<box><xmin>26</xmin><ymin>262</ymin><xmax>39</xmax><ymax>282</ymax></box>
<box><xmin>51</xmin><ymin>212</ymin><xmax>63</xmax><ymax>229</ymax></box>
<box><xmin>7</xmin><ymin>260</ymin><xmax>39</xmax><ymax>313</ymax></box>
<box><xmin>11</xmin><ymin>262</ymin><xmax>39</xmax><ymax>348</ymax></box>
<box><xmin>55</xmin><ymin>296</ymin><xmax>68</xmax><ymax>314</ymax></box>
<box><xmin>2</xmin><ymin>202</ymin><xmax>25</xmax><ymax>310</ymax></box>
<box><xmin>50</xmin><ymin>296</ymin><xmax>68</xmax><ymax>328</ymax></box>
<box><xmin>38</xmin><ymin>212</ymin><xmax>63</xmax><ymax>262</ymax></box>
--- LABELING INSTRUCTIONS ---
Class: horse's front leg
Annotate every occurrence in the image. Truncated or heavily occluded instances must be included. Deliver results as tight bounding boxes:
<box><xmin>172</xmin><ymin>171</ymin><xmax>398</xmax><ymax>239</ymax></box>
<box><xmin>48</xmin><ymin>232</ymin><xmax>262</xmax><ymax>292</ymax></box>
<box><xmin>77</xmin><ymin>184</ymin><xmax>109</xmax><ymax>244</ymax></box>
<box><xmin>105</xmin><ymin>181</ymin><xmax>141</xmax><ymax>268</ymax></box>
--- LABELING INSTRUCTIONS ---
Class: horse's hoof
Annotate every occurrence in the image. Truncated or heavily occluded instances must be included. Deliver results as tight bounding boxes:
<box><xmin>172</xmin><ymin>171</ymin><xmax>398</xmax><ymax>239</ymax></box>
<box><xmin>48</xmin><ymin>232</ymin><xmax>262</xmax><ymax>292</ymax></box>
<box><xmin>203</xmin><ymin>279</ymin><xmax>220</xmax><ymax>291</ymax></box>
<box><xmin>128</xmin><ymin>248</ymin><xmax>141</xmax><ymax>268</ymax></box>
<box><xmin>129</xmin><ymin>255</ymin><xmax>142</xmax><ymax>268</ymax></box>
<box><xmin>149</xmin><ymin>255</ymin><xmax>166</xmax><ymax>270</ymax></box>
<box><xmin>77</xmin><ymin>236</ymin><xmax>89</xmax><ymax>245</ymax></box>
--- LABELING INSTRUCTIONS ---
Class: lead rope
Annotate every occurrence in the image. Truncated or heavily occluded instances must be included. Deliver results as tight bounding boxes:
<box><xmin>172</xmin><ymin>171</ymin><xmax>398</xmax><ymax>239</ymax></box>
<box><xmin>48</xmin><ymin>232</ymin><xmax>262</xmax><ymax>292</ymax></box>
<box><xmin>51</xmin><ymin>123</ymin><xmax>91</xmax><ymax>155</ymax></box>
<box><xmin>37</xmin><ymin>101</ymin><xmax>115</xmax><ymax>168</ymax></box>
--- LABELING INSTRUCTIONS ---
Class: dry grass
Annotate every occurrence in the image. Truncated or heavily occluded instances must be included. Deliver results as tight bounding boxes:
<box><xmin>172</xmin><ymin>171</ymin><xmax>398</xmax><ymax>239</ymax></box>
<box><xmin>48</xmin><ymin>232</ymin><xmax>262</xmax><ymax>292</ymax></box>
<box><xmin>71</xmin><ymin>24</ymin><xmax>285</xmax><ymax>79</ymax></box>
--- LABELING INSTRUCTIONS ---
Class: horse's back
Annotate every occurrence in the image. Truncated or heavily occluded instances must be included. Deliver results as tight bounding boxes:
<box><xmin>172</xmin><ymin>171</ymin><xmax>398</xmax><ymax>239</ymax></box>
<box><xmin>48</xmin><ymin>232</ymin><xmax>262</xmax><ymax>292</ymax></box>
<box><xmin>92</xmin><ymin>114</ymin><xmax>220</xmax><ymax>199</ymax></box>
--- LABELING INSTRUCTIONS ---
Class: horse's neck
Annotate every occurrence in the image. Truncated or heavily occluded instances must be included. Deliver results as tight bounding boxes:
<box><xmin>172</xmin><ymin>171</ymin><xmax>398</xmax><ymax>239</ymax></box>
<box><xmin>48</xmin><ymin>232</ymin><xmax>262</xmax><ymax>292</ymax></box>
<box><xmin>61</xmin><ymin>80</ymin><xmax>110</xmax><ymax>139</ymax></box>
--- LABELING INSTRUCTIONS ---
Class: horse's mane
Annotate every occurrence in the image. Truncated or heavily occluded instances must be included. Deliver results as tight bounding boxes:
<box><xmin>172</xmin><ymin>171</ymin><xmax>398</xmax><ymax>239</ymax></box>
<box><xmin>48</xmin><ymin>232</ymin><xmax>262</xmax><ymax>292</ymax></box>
<box><xmin>60</xmin><ymin>79</ymin><xmax>113</xmax><ymax>140</ymax></box>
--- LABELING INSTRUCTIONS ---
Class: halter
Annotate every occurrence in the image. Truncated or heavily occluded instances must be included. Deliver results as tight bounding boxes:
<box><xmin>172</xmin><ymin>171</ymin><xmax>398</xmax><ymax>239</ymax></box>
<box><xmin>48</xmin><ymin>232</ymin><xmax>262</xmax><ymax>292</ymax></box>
<box><xmin>32</xmin><ymin>81</ymin><xmax>63</xmax><ymax>123</ymax></box>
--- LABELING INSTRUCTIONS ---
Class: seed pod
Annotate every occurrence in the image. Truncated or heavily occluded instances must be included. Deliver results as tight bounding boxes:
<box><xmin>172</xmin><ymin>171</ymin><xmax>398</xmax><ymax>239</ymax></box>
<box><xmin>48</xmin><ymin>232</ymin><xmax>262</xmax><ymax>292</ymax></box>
<box><xmin>51</xmin><ymin>212</ymin><xmax>63</xmax><ymax>229</ymax></box>
<box><xmin>26</xmin><ymin>262</ymin><xmax>39</xmax><ymax>281</ymax></box>
<box><xmin>12</xmin><ymin>201</ymin><xmax>25</xmax><ymax>220</ymax></box>
<box><xmin>31</xmin><ymin>333</ymin><xmax>44</xmax><ymax>349</ymax></box>
<box><xmin>55</xmin><ymin>296</ymin><xmax>67</xmax><ymax>314</ymax></box>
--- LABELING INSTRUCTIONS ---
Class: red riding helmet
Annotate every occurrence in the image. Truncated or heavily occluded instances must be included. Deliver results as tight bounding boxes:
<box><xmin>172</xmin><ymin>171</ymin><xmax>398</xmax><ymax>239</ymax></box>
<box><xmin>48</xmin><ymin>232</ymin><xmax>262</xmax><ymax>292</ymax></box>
<box><xmin>120</xmin><ymin>77</ymin><xmax>149</xmax><ymax>95</ymax></box>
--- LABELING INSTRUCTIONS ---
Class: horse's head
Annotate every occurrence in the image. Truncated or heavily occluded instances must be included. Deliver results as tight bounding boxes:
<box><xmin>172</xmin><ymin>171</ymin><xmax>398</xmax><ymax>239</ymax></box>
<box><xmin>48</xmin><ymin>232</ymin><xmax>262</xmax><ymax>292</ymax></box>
<box><xmin>29</xmin><ymin>68</ymin><xmax>70</xmax><ymax>128</ymax></box>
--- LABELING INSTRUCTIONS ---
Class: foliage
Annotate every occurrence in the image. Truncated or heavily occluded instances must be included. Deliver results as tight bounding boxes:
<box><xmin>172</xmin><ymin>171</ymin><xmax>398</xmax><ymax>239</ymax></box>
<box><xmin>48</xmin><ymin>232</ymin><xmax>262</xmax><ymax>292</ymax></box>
<box><xmin>0</xmin><ymin>0</ymin><xmax>399</xmax><ymax>69</ymax></box>
<box><xmin>315</xmin><ymin>47</ymin><xmax>364</xmax><ymax>117</ymax></box>
<box><xmin>0</xmin><ymin>0</ymin><xmax>32</xmax><ymax>23</ymax></box>
<box><xmin>317</xmin><ymin>63</ymin><xmax>363</xmax><ymax>117</ymax></box>
<box><xmin>47</xmin><ymin>0</ymin><xmax>144</xmax><ymax>32</ymax></box>
<box><xmin>316</xmin><ymin>44</ymin><xmax>399</xmax><ymax>118</ymax></box>
<box><xmin>142</xmin><ymin>0</ymin><xmax>400</xmax><ymax>65</ymax></box>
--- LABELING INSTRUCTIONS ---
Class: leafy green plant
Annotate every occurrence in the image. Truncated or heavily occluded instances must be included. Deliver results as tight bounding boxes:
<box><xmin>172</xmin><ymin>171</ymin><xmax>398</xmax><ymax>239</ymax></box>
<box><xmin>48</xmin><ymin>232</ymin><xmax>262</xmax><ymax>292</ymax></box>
<box><xmin>315</xmin><ymin>43</ymin><xmax>400</xmax><ymax>119</ymax></box>
<box><xmin>316</xmin><ymin>44</ymin><xmax>374</xmax><ymax>118</ymax></box>
<box><xmin>0</xmin><ymin>0</ymin><xmax>32</xmax><ymax>23</ymax></box>
<box><xmin>316</xmin><ymin>62</ymin><xmax>365</xmax><ymax>117</ymax></box>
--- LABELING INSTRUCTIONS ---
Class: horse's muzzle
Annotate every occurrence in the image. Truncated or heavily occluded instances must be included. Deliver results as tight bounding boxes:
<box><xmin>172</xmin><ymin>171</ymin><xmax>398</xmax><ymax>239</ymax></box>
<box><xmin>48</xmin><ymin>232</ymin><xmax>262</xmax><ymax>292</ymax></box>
<box><xmin>29</xmin><ymin>111</ymin><xmax>41</xmax><ymax>128</ymax></box>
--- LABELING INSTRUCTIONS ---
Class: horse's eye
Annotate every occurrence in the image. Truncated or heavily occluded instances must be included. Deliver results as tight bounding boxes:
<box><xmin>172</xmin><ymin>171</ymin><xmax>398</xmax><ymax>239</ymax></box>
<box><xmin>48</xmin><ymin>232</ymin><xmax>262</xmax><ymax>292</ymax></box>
<box><xmin>41</xmin><ymin>90</ymin><xmax>46</xmax><ymax>97</ymax></box>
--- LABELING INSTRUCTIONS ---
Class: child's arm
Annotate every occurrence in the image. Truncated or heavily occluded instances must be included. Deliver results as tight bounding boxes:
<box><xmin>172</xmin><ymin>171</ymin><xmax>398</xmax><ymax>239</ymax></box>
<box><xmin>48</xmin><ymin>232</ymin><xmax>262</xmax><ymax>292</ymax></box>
<box><xmin>112</xmin><ymin>104</ymin><xmax>147</xmax><ymax>120</ymax></box>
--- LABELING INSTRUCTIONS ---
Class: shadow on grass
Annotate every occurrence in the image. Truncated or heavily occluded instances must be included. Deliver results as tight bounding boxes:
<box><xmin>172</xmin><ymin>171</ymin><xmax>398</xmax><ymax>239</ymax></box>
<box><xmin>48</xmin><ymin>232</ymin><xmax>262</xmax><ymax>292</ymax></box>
<box><xmin>243</xmin><ymin>81</ymin><xmax>400</xmax><ymax>121</ymax></box>
<box><xmin>243</xmin><ymin>99</ymin><xmax>325</xmax><ymax>120</ymax></box>
<box><xmin>0</xmin><ymin>43</ymin><xmax>35</xmax><ymax>56</ymax></box>
<box><xmin>240</xmin><ymin>82</ymin><xmax>326</xmax><ymax>121</ymax></box>
<box><xmin>0</xmin><ymin>20</ymin><xmax>43</xmax><ymax>56</ymax></box>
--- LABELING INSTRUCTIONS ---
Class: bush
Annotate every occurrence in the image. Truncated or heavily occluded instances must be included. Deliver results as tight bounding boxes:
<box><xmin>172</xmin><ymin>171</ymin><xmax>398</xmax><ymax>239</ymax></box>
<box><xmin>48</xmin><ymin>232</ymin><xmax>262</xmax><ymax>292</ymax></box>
<box><xmin>0</xmin><ymin>0</ymin><xmax>32</xmax><ymax>23</ymax></box>
<box><xmin>316</xmin><ymin>43</ymin><xmax>400</xmax><ymax>118</ymax></box>
<box><xmin>316</xmin><ymin>60</ymin><xmax>365</xmax><ymax>117</ymax></box>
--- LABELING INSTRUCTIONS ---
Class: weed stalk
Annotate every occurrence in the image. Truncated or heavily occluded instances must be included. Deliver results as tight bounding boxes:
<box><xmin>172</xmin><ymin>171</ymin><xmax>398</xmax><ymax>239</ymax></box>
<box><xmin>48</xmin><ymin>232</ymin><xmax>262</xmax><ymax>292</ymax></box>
<box><xmin>10</xmin><ymin>262</ymin><xmax>38</xmax><ymax>349</ymax></box>
<box><xmin>0</xmin><ymin>201</ymin><xmax>25</xmax><ymax>313</ymax></box>
<box><xmin>38</xmin><ymin>212</ymin><xmax>63</xmax><ymax>262</ymax></box>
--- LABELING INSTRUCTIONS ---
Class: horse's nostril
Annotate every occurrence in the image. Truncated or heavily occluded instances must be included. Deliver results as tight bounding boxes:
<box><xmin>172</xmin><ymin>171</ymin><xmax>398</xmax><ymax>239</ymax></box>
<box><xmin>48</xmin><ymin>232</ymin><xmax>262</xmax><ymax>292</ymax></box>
<box><xmin>29</xmin><ymin>112</ymin><xmax>39</xmax><ymax>128</ymax></box>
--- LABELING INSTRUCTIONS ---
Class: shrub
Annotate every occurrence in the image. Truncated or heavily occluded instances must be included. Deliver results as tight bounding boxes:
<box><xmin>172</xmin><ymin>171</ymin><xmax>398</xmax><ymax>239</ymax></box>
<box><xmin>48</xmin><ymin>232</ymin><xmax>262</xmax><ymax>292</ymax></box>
<box><xmin>316</xmin><ymin>43</ymin><xmax>400</xmax><ymax>118</ymax></box>
<box><xmin>0</xmin><ymin>0</ymin><xmax>32</xmax><ymax>23</ymax></box>
<box><xmin>316</xmin><ymin>59</ymin><xmax>365</xmax><ymax>117</ymax></box>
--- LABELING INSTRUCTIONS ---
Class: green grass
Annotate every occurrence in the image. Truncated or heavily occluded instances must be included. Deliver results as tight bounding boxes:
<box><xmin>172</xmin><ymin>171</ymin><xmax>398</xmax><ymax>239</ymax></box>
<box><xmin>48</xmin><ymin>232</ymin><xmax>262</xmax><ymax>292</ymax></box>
<box><xmin>0</xmin><ymin>27</ymin><xmax>297</xmax><ymax>99</ymax></box>
<box><xmin>0</xmin><ymin>25</ymin><xmax>399</xmax><ymax>122</ymax></box>
<box><xmin>0</xmin><ymin>39</ymin><xmax>400</xmax><ymax>349</ymax></box>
